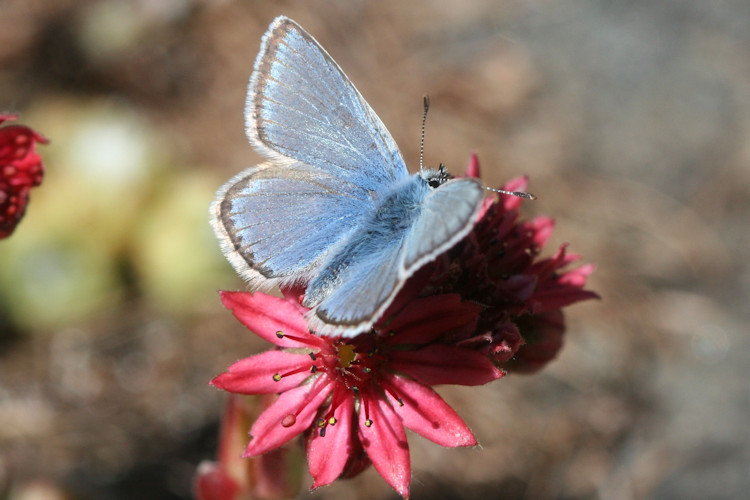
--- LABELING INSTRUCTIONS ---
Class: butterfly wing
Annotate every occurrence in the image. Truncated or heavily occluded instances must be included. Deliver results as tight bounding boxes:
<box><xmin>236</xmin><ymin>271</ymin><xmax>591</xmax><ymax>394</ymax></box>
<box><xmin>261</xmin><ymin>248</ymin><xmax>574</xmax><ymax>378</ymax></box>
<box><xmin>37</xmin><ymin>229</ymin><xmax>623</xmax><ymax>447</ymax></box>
<box><xmin>307</xmin><ymin>241</ymin><xmax>405</xmax><ymax>336</ymax></box>
<box><xmin>213</xmin><ymin>16</ymin><xmax>411</xmax><ymax>290</ymax></box>
<box><xmin>211</xmin><ymin>161</ymin><xmax>373</xmax><ymax>289</ymax></box>
<box><xmin>400</xmin><ymin>177</ymin><xmax>485</xmax><ymax>272</ymax></box>
<box><xmin>247</xmin><ymin>16</ymin><xmax>409</xmax><ymax>191</ymax></box>
<box><xmin>304</xmin><ymin>177</ymin><xmax>485</xmax><ymax>337</ymax></box>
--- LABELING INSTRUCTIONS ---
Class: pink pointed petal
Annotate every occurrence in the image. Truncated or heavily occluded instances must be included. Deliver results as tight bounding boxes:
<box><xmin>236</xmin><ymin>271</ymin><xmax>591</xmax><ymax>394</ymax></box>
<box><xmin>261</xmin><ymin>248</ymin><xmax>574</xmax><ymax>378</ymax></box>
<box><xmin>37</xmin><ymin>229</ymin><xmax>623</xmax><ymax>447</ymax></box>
<box><xmin>219</xmin><ymin>291</ymin><xmax>324</xmax><ymax>349</ymax></box>
<box><xmin>390</xmin><ymin>345</ymin><xmax>504</xmax><ymax>386</ymax></box>
<box><xmin>528</xmin><ymin>244</ymin><xmax>570</xmax><ymax>280</ymax></box>
<box><xmin>496</xmin><ymin>274</ymin><xmax>538</xmax><ymax>303</ymax></box>
<box><xmin>358</xmin><ymin>389</ymin><xmax>411</xmax><ymax>498</ymax></box>
<box><xmin>0</xmin><ymin>113</ymin><xmax>19</xmax><ymax>124</ymax></box>
<box><xmin>531</xmin><ymin>288</ymin><xmax>600</xmax><ymax>313</ymax></box>
<box><xmin>244</xmin><ymin>376</ymin><xmax>332</xmax><ymax>456</ymax></box>
<box><xmin>308</xmin><ymin>394</ymin><xmax>355</xmax><ymax>489</ymax></box>
<box><xmin>210</xmin><ymin>350</ymin><xmax>312</xmax><ymax>394</ymax></box>
<box><xmin>559</xmin><ymin>251</ymin><xmax>583</xmax><ymax>268</ymax></box>
<box><xmin>528</xmin><ymin>216</ymin><xmax>555</xmax><ymax>247</ymax></box>
<box><xmin>475</xmin><ymin>196</ymin><xmax>496</xmax><ymax>220</ymax></box>
<box><xmin>559</xmin><ymin>263</ymin><xmax>596</xmax><ymax>287</ymax></box>
<box><xmin>280</xmin><ymin>285</ymin><xmax>311</xmax><ymax>315</ymax></box>
<box><xmin>500</xmin><ymin>175</ymin><xmax>529</xmax><ymax>210</ymax></box>
<box><xmin>464</xmin><ymin>152</ymin><xmax>481</xmax><ymax>178</ymax></box>
<box><xmin>383</xmin><ymin>373</ymin><xmax>476</xmax><ymax>447</ymax></box>
<box><xmin>384</xmin><ymin>295</ymin><xmax>481</xmax><ymax>345</ymax></box>
<box><xmin>503</xmin><ymin>175</ymin><xmax>529</xmax><ymax>193</ymax></box>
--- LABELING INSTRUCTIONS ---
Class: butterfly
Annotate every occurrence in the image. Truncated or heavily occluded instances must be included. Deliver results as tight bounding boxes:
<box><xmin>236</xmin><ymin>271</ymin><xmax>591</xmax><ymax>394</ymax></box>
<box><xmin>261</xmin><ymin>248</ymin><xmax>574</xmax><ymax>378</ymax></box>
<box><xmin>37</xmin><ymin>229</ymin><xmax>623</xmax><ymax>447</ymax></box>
<box><xmin>211</xmin><ymin>16</ymin><xmax>493</xmax><ymax>337</ymax></box>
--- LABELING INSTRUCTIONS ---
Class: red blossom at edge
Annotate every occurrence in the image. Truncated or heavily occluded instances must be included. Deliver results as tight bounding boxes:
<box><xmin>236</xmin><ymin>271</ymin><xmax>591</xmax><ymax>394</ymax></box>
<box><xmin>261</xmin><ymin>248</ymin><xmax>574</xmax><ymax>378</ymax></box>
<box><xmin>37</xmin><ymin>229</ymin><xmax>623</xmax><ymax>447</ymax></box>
<box><xmin>0</xmin><ymin>113</ymin><xmax>48</xmax><ymax>238</ymax></box>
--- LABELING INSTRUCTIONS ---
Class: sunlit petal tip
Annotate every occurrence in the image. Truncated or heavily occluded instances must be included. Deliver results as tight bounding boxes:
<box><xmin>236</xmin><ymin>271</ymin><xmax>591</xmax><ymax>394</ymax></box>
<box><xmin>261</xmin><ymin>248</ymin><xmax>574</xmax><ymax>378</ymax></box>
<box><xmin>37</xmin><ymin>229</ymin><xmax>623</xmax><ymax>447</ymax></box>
<box><xmin>465</xmin><ymin>152</ymin><xmax>481</xmax><ymax>178</ymax></box>
<box><xmin>219</xmin><ymin>291</ymin><xmax>320</xmax><ymax>347</ymax></box>
<box><xmin>358</xmin><ymin>392</ymin><xmax>411</xmax><ymax>498</ymax></box>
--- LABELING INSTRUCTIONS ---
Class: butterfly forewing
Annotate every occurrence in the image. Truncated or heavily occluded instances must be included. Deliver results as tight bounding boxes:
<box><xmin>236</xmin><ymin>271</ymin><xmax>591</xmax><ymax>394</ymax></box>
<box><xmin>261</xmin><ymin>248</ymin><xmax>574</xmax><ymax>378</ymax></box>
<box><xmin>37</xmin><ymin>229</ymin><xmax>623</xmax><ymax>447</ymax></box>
<box><xmin>248</xmin><ymin>17</ymin><xmax>409</xmax><ymax>192</ymax></box>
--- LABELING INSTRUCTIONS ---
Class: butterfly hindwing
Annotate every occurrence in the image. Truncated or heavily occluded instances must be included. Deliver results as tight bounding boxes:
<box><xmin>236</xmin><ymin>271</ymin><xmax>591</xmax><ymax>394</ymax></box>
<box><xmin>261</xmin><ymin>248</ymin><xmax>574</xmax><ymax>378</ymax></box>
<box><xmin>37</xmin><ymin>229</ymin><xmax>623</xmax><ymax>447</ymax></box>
<box><xmin>400</xmin><ymin>178</ymin><xmax>484</xmax><ymax>272</ymax></box>
<box><xmin>302</xmin><ymin>176</ymin><xmax>484</xmax><ymax>337</ymax></box>
<box><xmin>211</xmin><ymin>161</ymin><xmax>373</xmax><ymax>290</ymax></box>
<box><xmin>307</xmin><ymin>240</ymin><xmax>404</xmax><ymax>336</ymax></box>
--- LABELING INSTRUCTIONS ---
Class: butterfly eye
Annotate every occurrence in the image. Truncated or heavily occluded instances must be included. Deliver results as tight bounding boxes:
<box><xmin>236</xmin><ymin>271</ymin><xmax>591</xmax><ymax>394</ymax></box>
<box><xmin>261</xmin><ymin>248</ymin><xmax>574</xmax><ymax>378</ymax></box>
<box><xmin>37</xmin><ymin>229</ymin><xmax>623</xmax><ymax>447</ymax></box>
<box><xmin>423</xmin><ymin>164</ymin><xmax>452</xmax><ymax>188</ymax></box>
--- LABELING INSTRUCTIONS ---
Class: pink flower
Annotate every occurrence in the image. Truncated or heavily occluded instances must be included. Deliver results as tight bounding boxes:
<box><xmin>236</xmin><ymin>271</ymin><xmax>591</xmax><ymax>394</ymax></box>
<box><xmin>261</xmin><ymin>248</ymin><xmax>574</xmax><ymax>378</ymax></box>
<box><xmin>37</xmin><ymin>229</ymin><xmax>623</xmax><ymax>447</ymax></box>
<box><xmin>0</xmin><ymin>113</ymin><xmax>48</xmax><ymax>239</ymax></box>
<box><xmin>209</xmin><ymin>153</ymin><xmax>597</xmax><ymax>496</ymax></box>
<box><xmin>405</xmin><ymin>153</ymin><xmax>599</xmax><ymax>371</ymax></box>
<box><xmin>211</xmin><ymin>290</ymin><xmax>503</xmax><ymax>498</ymax></box>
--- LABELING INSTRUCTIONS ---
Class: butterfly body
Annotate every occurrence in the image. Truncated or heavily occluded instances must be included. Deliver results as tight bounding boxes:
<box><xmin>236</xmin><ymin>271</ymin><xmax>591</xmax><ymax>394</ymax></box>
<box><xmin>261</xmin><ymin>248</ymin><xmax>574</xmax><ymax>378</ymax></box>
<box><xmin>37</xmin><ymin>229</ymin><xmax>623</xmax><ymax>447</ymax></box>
<box><xmin>303</xmin><ymin>173</ymin><xmax>432</xmax><ymax>308</ymax></box>
<box><xmin>211</xmin><ymin>17</ymin><xmax>485</xmax><ymax>336</ymax></box>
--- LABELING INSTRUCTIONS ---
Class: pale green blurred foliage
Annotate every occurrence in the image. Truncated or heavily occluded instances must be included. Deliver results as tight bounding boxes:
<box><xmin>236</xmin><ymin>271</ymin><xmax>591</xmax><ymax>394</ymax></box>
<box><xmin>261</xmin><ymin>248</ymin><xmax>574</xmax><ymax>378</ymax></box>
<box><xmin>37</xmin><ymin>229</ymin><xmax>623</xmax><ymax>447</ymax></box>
<box><xmin>0</xmin><ymin>99</ymin><xmax>234</xmax><ymax>330</ymax></box>
<box><xmin>132</xmin><ymin>170</ymin><xmax>233</xmax><ymax>312</ymax></box>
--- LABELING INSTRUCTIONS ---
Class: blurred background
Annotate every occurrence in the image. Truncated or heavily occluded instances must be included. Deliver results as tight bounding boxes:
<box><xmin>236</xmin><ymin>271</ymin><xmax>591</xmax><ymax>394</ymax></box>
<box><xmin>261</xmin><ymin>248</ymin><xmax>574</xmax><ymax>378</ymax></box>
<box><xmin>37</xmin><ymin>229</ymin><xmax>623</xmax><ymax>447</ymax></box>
<box><xmin>1</xmin><ymin>0</ymin><xmax>748</xmax><ymax>499</ymax></box>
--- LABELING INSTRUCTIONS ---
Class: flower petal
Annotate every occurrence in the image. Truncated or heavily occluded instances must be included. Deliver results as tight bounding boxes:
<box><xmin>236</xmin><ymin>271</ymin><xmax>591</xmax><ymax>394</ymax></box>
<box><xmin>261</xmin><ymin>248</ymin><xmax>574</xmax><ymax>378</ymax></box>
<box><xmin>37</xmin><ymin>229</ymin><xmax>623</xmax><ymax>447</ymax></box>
<box><xmin>244</xmin><ymin>376</ymin><xmax>332</xmax><ymax>456</ymax></box>
<box><xmin>559</xmin><ymin>263</ymin><xmax>596</xmax><ymax>287</ymax></box>
<box><xmin>211</xmin><ymin>350</ymin><xmax>313</xmax><ymax>394</ymax></box>
<box><xmin>219</xmin><ymin>291</ymin><xmax>325</xmax><ymax>349</ymax></box>
<box><xmin>530</xmin><ymin>289</ymin><xmax>600</xmax><ymax>313</ymax></box>
<box><xmin>358</xmin><ymin>388</ymin><xmax>410</xmax><ymax>498</ymax></box>
<box><xmin>500</xmin><ymin>176</ymin><xmax>530</xmax><ymax>211</ymax></box>
<box><xmin>383</xmin><ymin>373</ymin><xmax>476</xmax><ymax>447</ymax></box>
<box><xmin>1</xmin><ymin>116</ymin><xmax>47</xmax><ymax>238</ymax></box>
<box><xmin>390</xmin><ymin>345</ymin><xmax>504</xmax><ymax>386</ymax></box>
<box><xmin>528</xmin><ymin>243</ymin><xmax>569</xmax><ymax>280</ymax></box>
<box><xmin>384</xmin><ymin>294</ymin><xmax>481</xmax><ymax>345</ymax></box>
<box><xmin>308</xmin><ymin>392</ymin><xmax>355</xmax><ymax>489</ymax></box>
<box><xmin>528</xmin><ymin>216</ymin><xmax>555</xmax><ymax>248</ymax></box>
<box><xmin>193</xmin><ymin>461</ymin><xmax>240</xmax><ymax>500</ymax></box>
<box><xmin>0</xmin><ymin>114</ymin><xmax>19</xmax><ymax>125</ymax></box>
<box><xmin>508</xmin><ymin>310</ymin><xmax>567</xmax><ymax>373</ymax></box>
<box><xmin>464</xmin><ymin>152</ymin><xmax>481</xmax><ymax>178</ymax></box>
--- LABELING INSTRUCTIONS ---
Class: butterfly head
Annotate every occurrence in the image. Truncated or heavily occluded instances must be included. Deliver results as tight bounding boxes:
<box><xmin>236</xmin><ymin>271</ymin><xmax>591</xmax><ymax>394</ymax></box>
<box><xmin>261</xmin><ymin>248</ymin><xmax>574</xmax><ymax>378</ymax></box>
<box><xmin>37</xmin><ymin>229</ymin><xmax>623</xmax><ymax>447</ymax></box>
<box><xmin>420</xmin><ymin>163</ymin><xmax>452</xmax><ymax>189</ymax></box>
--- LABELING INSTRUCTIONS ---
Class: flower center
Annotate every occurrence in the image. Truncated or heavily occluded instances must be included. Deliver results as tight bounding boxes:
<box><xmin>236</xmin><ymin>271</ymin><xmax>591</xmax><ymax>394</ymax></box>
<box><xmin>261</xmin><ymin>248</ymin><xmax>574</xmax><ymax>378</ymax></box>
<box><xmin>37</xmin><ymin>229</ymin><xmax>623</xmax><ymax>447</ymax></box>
<box><xmin>328</xmin><ymin>337</ymin><xmax>382</xmax><ymax>391</ymax></box>
<box><xmin>337</xmin><ymin>343</ymin><xmax>356</xmax><ymax>368</ymax></box>
<box><xmin>271</xmin><ymin>332</ymin><xmax>390</xmax><ymax>434</ymax></box>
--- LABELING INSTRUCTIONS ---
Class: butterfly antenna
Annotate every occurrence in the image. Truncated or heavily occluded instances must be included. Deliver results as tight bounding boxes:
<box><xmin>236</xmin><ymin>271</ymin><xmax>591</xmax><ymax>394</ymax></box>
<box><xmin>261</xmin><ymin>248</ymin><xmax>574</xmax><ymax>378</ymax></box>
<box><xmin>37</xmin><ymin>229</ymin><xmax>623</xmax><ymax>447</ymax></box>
<box><xmin>420</xmin><ymin>95</ymin><xmax>430</xmax><ymax>172</ymax></box>
<box><xmin>419</xmin><ymin>95</ymin><xmax>535</xmax><ymax>200</ymax></box>
<box><xmin>485</xmin><ymin>185</ymin><xmax>537</xmax><ymax>200</ymax></box>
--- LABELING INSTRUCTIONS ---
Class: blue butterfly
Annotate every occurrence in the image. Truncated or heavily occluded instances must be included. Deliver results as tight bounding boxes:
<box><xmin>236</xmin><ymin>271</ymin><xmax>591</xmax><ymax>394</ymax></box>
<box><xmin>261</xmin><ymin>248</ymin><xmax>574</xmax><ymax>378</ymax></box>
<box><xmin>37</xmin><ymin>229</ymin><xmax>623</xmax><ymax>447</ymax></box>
<box><xmin>211</xmin><ymin>16</ymin><xmax>488</xmax><ymax>337</ymax></box>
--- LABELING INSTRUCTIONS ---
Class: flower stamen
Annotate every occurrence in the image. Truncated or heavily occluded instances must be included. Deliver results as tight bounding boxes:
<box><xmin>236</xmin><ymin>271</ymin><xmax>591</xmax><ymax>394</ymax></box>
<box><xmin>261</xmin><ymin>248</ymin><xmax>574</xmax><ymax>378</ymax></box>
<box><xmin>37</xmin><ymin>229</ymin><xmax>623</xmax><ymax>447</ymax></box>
<box><xmin>272</xmin><ymin>364</ymin><xmax>316</xmax><ymax>382</ymax></box>
<box><xmin>362</xmin><ymin>393</ymin><xmax>372</xmax><ymax>427</ymax></box>
<box><xmin>383</xmin><ymin>384</ymin><xmax>405</xmax><ymax>407</ymax></box>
